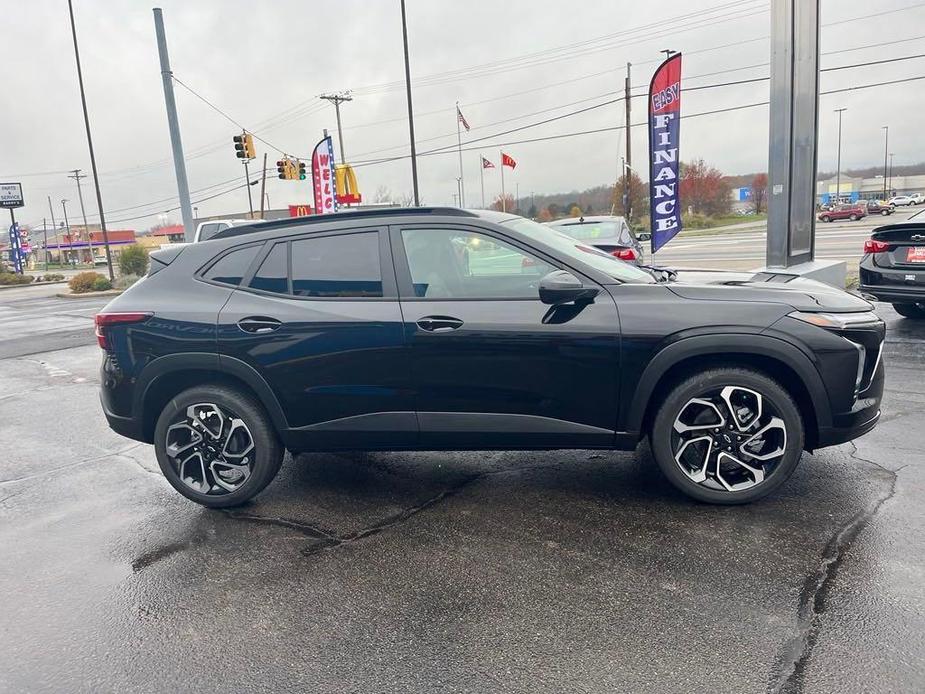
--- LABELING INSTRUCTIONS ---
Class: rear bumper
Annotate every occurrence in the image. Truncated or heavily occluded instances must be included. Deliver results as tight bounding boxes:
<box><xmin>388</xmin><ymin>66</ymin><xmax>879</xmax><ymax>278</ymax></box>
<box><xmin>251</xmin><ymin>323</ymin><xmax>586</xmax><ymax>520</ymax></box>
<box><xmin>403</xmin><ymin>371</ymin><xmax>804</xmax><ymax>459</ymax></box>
<box><xmin>100</xmin><ymin>392</ymin><xmax>146</xmax><ymax>442</ymax></box>
<box><xmin>858</xmin><ymin>283</ymin><xmax>925</xmax><ymax>304</ymax></box>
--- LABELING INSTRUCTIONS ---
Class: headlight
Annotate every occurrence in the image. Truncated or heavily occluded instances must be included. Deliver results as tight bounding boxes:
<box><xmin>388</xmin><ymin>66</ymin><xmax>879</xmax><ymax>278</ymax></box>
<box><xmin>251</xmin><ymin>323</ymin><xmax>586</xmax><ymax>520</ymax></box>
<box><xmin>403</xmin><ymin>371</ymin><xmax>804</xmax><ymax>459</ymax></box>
<box><xmin>787</xmin><ymin>311</ymin><xmax>881</xmax><ymax>330</ymax></box>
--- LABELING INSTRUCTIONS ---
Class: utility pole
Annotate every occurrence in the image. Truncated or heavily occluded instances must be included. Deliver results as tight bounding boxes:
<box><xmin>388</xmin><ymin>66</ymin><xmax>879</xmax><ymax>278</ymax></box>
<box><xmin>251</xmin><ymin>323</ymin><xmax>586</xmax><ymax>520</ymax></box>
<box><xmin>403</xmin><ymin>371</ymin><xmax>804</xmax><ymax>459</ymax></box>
<box><xmin>47</xmin><ymin>196</ymin><xmax>61</xmax><ymax>266</ymax></box>
<box><xmin>68</xmin><ymin>0</ymin><xmax>114</xmax><ymax>280</ymax></box>
<box><xmin>61</xmin><ymin>200</ymin><xmax>71</xmax><ymax>265</ymax></box>
<box><xmin>881</xmin><ymin>126</ymin><xmax>889</xmax><ymax>201</ymax></box>
<box><xmin>320</xmin><ymin>93</ymin><xmax>353</xmax><ymax>164</ymax></box>
<box><xmin>68</xmin><ymin>169</ymin><xmax>94</xmax><ymax>263</ymax></box>
<box><xmin>624</xmin><ymin>62</ymin><xmax>632</xmax><ymax>221</ymax></box>
<box><xmin>153</xmin><ymin>8</ymin><xmax>194</xmax><ymax>242</ymax></box>
<box><xmin>400</xmin><ymin>0</ymin><xmax>420</xmax><ymax>206</ymax></box>
<box><xmin>516</xmin><ymin>183</ymin><xmax>520</xmax><ymax>212</ymax></box>
<box><xmin>888</xmin><ymin>152</ymin><xmax>894</xmax><ymax>196</ymax></box>
<box><xmin>259</xmin><ymin>152</ymin><xmax>268</xmax><ymax>219</ymax></box>
<box><xmin>43</xmin><ymin>218</ymin><xmax>48</xmax><ymax>272</ymax></box>
<box><xmin>834</xmin><ymin>108</ymin><xmax>846</xmax><ymax>205</ymax></box>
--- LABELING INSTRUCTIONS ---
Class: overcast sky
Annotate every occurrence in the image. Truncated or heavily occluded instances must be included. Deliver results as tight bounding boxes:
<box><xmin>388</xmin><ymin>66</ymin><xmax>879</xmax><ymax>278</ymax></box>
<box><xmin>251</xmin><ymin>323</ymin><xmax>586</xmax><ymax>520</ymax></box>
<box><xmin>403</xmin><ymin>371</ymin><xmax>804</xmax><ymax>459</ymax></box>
<box><xmin>3</xmin><ymin>0</ymin><xmax>924</xmax><ymax>230</ymax></box>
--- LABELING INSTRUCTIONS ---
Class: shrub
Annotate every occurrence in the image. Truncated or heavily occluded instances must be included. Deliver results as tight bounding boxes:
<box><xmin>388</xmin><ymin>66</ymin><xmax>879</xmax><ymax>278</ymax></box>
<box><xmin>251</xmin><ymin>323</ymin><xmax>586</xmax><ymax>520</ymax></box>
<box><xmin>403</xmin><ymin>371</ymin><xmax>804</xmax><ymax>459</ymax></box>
<box><xmin>69</xmin><ymin>271</ymin><xmax>108</xmax><ymax>293</ymax></box>
<box><xmin>92</xmin><ymin>275</ymin><xmax>112</xmax><ymax>291</ymax></box>
<box><xmin>0</xmin><ymin>272</ymin><xmax>34</xmax><ymax>286</ymax></box>
<box><xmin>118</xmin><ymin>244</ymin><xmax>149</xmax><ymax>277</ymax></box>
<box><xmin>113</xmin><ymin>273</ymin><xmax>139</xmax><ymax>290</ymax></box>
<box><xmin>43</xmin><ymin>273</ymin><xmax>65</xmax><ymax>282</ymax></box>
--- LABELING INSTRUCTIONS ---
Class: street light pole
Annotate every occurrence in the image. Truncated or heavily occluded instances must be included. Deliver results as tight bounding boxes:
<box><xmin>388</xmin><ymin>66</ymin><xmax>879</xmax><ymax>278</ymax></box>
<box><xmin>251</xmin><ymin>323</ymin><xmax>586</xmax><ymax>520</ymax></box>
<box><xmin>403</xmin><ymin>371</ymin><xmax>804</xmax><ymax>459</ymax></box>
<box><xmin>67</xmin><ymin>0</ymin><xmax>114</xmax><ymax>280</ymax></box>
<box><xmin>881</xmin><ymin>126</ymin><xmax>889</xmax><ymax>201</ymax></box>
<box><xmin>399</xmin><ymin>0</ymin><xmax>420</xmax><ymax>206</ymax></box>
<box><xmin>888</xmin><ymin>153</ymin><xmax>894</xmax><ymax>197</ymax></box>
<box><xmin>834</xmin><ymin>108</ymin><xmax>846</xmax><ymax>205</ymax></box>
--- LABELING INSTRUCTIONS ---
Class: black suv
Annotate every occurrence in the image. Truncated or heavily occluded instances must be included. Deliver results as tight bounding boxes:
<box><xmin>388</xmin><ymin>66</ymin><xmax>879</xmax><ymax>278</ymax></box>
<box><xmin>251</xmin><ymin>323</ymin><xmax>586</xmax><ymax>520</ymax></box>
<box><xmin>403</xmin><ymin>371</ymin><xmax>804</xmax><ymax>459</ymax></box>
<box><xmin>98</xmin><ymin>208</ymin><xmax>884</xmax><ymax>507</ymax></box>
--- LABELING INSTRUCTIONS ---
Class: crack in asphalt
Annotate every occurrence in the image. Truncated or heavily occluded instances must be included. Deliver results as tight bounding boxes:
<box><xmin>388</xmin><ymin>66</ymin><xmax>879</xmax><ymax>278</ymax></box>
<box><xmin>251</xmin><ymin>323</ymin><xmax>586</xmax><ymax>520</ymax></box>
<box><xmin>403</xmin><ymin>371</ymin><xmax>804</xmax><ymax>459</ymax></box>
<box><xmin>768</xmin><ymin>445</ymin><xmax>900</xmax><ymax>694</ymax></box>
<box><xmin>0</xmin><ymin>442</ymin><xmax>145</xmax><ymax>486</ymax></box>
<box><xmin>222</xmin><ymin>462</ymin><xmax>557</xmax><ymax>558</ymax></box>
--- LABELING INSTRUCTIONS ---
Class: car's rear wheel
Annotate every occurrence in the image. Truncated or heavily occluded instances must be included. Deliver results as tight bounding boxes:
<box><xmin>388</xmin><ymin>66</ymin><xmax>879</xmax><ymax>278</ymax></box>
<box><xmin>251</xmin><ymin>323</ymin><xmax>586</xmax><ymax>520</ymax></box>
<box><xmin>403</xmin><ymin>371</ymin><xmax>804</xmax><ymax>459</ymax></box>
<box><xmin>154</xmin><ymin>385</ymin><xmax>283</xmax><ymax>508</ymax></box>
<box><xmin>849</xmin><ymin>214</ymin><xmax>859</xmax><ymax>221</ymax></box>
<box><xmin>882</xmin><ymin>210</ymin><xmax>890</xmax><ymax>216</ymax></box>
<box><xmin>650</xmin><ymin>368</ymin><xmax>804</xmax><ymax>504</ymax></box>
<box><xmin>821</xmin><ymin>215</ymin><xmax>831</xmax><ymax>222</ymax></box>
<box><xmin>893</xmin><ymin>303</ymin><xmax>925</xmax><ymax>319</ymax></box>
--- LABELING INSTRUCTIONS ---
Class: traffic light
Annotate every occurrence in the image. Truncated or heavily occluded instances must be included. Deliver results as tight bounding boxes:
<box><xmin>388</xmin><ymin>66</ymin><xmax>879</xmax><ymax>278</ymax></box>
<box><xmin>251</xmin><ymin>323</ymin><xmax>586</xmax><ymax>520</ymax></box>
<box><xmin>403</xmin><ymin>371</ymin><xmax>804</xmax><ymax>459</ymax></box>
<box><xmin>234</xmin><ymin>133</ymin><xmax>255</xmax><ymax>160</ymax></box>
<box><xmin>277</xmin><ymin>160</ymin><xmax>288</xmax><ymax>180</ymax></box>
<box><xmin>298</xmin><ymin>160</ymin><xmax>307</xmax><ymax>180</ymax></box>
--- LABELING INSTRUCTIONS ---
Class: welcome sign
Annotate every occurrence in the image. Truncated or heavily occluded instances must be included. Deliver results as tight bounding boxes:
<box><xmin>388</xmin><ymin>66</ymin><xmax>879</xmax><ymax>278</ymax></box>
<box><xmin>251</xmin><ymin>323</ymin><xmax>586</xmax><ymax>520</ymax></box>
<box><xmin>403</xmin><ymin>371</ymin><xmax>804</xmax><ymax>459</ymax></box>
<box><xmin>648</xmin><ymin>53</ymin><xmax>682</xmax><ymax>254</ymax></box>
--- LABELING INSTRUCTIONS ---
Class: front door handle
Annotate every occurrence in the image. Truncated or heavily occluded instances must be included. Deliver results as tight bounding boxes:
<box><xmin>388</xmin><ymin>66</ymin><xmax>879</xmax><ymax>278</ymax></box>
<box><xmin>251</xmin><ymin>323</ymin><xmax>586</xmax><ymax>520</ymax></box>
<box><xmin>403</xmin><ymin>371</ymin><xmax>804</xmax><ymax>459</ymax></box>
<box><xmin>416</xmin><ymin>315</ymin><xmax>464</xmax><ymax>332</ymax></box>
<box><xmin>237</xmin><ymin>316</ymin><xmax>282</xmax><ymax>334</ymax></box>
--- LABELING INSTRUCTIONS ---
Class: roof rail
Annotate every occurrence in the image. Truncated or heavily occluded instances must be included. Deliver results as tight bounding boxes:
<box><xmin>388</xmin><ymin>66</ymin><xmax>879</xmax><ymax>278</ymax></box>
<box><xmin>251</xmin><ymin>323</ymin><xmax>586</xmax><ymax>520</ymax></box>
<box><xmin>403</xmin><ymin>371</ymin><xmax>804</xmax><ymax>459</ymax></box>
<box><xmin>211</xmin><ymin>207</ymin><xmax>477</xmax><ymax>240</ymax></box>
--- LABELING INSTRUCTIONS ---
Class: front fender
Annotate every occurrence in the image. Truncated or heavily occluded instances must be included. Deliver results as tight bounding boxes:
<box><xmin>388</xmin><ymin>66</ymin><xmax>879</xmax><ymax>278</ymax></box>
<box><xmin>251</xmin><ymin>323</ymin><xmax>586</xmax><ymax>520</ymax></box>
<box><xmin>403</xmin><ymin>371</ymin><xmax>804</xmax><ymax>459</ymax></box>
<box><xmin>620</xmin><ymin>333</ymin><xmax>832</xmax><ymax>436</ymax></box>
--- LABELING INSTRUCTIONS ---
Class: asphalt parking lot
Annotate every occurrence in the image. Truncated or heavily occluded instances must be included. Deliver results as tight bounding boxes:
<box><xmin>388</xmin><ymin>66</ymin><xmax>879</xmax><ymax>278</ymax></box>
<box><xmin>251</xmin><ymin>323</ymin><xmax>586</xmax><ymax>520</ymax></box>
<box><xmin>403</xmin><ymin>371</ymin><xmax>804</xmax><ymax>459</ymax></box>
<box><xmin>1</xmin><ymin>284</ymin><xmax>923</xmax><ymax>693</ymax></box>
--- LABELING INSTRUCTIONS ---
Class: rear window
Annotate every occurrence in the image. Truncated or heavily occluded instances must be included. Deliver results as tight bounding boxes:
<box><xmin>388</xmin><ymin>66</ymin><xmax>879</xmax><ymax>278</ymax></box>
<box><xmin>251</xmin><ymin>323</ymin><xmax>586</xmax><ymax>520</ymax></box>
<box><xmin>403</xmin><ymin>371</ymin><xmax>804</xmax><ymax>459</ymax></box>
<box><xmin>203</xmin><ymin>246</ymin><xmax>260</xmax><ymax>286</ymax></box>
<box><xmin>291</xmin><ymin>232</ymin><xmax>382</xmax><ymax>298</ymax></box>
<box><xmin>197</xmin><ymin>222</ymin><xmax>227</xmax><ymax>242</ymax></box>
<box><xmin>555</xmin><ymin>221</ymin><xmax>628</xmax><ymax>243</ymax></box>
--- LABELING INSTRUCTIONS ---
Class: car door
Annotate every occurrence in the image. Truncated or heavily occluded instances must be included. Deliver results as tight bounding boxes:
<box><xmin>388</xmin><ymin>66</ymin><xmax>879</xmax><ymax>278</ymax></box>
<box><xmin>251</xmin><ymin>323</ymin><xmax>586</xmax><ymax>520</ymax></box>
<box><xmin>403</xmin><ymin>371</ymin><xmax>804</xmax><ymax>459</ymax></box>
<box><xmin>216</xmin><ymin>227</ymin><xmax>416</xmax><ymax>450</ymax></box>
<box><xmin>390</xmin><ymin>223</ymin><xmax>621</xmax><ymax>449</ymax></box>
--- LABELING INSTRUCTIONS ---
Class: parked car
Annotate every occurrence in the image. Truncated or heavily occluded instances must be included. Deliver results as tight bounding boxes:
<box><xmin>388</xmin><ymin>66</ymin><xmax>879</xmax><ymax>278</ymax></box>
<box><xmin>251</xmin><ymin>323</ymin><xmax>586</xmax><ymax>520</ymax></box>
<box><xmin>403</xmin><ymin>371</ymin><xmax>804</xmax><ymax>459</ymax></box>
<box><xmin>547</xmin><ymin>215</ymin><xmax>647</xmax><ymax>263</ymax></box>
<box><xmin>859</xmin><ymin>217</ymin><xmax>925</xmax><ymax>318</ymax></box>
<box><xmin>97</xmin><ymin>208</ymin><xmax>884</xmax><ymax>507</ymax></box>
<box><xmin>911</xmin><ymin>193</ymin><xmax>925</xmax><ymax>205</ymax></box>
<box><xmin>866</xmin><ymin>200</ymin><xmax>894</xmax><ymax>216</ymax></box>
<box><xmin>889</xmin><ymin>195</ymin><xmax>916</xmax><ymax>207</ymax></box>
<box><xmin>817</xmin><ymin>204</ymin><xmax>866</xmax><ymax>222</ymax></box>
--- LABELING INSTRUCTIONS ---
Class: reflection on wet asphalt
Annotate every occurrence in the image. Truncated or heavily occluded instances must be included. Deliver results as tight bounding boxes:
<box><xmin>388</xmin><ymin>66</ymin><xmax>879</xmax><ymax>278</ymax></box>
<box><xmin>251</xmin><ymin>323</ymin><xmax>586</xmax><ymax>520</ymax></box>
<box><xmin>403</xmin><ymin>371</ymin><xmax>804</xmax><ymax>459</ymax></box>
<box><xmin>0</xmin><ymin>301</ymin><xmax>923</xmax><ymax>693</ymax></box>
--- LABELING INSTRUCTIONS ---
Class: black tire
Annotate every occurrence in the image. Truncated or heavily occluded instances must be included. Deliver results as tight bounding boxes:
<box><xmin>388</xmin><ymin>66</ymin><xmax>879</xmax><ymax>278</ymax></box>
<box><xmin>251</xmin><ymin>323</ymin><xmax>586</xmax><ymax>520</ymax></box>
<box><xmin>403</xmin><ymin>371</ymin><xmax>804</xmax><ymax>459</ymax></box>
<box><xmin>849</xmin><ymin>214</ymin><xmax>858</xmax><ymax>221</ymax></box>
<box><xmin>821</xmin><ymin>215</ymin><xmax>830</xmax><ymax>223</ymax></box>
<box><xmin>650</xmin><ymin>367</ymin><xmax>805</xmax><ymax>504</ymax></box>
<box><xmin>154</xmin><ymin>385</ymin><xmax>283</xmax><ymax>508</ymax></box>
<box><xmin>882</xmin><ymin>210</ymin><xmax>890</xmax><ymax>216</ymax></box>
<box><xmin>892</xmin><ymin>303</ymin><xmax>925</xmax><ymax>319</ymax></box>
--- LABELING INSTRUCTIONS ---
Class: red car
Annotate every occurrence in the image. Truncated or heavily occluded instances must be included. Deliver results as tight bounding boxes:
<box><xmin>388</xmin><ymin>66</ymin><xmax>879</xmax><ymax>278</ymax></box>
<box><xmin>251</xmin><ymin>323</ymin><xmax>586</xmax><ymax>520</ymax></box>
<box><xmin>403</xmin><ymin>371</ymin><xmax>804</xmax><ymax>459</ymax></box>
<box><xmin>818</xmin><ymin>204</ymin><xmax>866</xmax><ymax>222</ymax></box>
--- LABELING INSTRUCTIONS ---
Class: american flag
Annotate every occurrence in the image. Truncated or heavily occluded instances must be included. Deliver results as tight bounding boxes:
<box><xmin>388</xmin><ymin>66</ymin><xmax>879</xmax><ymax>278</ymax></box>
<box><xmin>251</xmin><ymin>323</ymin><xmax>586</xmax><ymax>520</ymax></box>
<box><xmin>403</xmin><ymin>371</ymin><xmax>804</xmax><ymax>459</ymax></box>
<box><xmin>457</xmin><ymin>104</ymin><xmax>470</xmax><ymax>132</ymax></box>
<box><xmin>481</xmin><ymin>157</ymin><xmax>494</xmax><ymax>169</ymax></box>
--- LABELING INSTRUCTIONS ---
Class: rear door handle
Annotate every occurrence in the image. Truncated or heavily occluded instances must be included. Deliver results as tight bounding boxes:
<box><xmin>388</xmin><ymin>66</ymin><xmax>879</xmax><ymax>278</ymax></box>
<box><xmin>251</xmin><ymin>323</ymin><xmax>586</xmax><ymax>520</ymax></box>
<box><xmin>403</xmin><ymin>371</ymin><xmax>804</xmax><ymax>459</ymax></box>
<box><xmin>237</xmin><ymin>317</ymin><xmax>282</xmax><ymax>334</ymax></box>
<box><xmin>416</xmin><ymin>315</ymin><xmax>464</xmax><ymax>332</ymax></box>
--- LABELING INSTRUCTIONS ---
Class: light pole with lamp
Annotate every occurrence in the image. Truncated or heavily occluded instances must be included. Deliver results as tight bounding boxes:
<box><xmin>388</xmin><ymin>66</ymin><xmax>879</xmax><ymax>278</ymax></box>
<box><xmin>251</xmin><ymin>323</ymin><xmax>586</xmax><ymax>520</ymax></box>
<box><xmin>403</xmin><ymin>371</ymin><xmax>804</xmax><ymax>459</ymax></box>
<box><xmin>834</xmin><ymin>108</ymin><xmax>846</xmax><ymax>206</ymax></box>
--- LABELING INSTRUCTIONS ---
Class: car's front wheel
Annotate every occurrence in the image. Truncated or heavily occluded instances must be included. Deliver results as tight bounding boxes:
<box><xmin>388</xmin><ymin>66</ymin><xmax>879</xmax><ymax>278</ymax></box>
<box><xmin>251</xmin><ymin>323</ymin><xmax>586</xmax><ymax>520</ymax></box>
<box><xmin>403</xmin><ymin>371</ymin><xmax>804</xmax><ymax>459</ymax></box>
<box><xmin>820</xmin><ymin>215</ymin><xmax>831</xmax><ymax>222</ymax></box>
<box><xmin>154</xmin><ymin>385</ymin><xmax>284</xmax><ymax>508</ymax></box>
<box><xmin>893</xmin><ymin>303</ymin><xmax>925</xmax><ymax>319</ymax></box>
<box><xmin>650</xmin><ymin>368</ymin><xmax>804</xmax><ymax>504</ymax></box>
<box><xmin>849</xmin><ymin>214</ymin><xmax>859</xmax><ymax>221</ymax></box>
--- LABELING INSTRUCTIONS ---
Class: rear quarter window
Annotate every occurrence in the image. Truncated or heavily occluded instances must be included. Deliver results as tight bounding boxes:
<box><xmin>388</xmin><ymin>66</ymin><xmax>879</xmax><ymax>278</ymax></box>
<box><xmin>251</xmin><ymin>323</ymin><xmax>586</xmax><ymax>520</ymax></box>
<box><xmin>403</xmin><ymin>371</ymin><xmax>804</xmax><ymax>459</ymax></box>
<box><xmin>202</xmin><ymin>246</ymin><xmax>260</xmax><ymax>286</ymax></box>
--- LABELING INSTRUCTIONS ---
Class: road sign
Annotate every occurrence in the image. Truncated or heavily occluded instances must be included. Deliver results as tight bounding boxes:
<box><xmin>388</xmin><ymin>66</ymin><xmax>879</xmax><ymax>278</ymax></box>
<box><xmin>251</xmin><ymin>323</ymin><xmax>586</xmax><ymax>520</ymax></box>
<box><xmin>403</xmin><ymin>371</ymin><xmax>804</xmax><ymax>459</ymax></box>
<box><xmin>0</xmin><ymin>183</ymin><xmax>24</xmax><ymax>209</ymax></box>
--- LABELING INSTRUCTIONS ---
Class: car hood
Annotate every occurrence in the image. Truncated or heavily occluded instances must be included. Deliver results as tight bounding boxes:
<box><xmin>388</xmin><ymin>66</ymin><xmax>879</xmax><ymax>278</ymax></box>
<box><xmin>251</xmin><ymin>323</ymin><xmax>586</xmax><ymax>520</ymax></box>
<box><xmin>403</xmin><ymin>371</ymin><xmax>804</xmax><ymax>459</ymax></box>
<box><xmin>666</xmin><ymin>269</ymin><xmax>873</xmax><ymax>312</ymax></box>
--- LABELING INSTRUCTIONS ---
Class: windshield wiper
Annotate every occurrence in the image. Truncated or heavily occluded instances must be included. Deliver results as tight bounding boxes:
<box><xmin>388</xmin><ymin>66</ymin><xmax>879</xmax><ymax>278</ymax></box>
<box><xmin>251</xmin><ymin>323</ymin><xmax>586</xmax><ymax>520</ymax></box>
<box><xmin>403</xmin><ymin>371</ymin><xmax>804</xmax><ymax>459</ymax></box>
<box><xmin>638</xmin><ymin>264</ymin><xmax>677</xmax><ymax>283</ymax></box>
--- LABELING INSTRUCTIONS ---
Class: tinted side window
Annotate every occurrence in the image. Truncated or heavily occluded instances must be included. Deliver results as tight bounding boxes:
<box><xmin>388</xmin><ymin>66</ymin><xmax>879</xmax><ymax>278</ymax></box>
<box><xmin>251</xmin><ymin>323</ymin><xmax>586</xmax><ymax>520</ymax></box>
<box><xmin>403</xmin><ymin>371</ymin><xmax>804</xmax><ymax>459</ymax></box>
<box><xmin>401</xmin><ymin>228</ymin><xmax>555</xmax><ymax>299</ymax></box>
<box><xmin>198</xmin><ymin>223</ymin><xmax>227</xmax><ymax>241</ymax></box>
<box><xmin>203</xmin><ymin>245</ymin><xmax>260</xmax><ymax>286</ymax></box>
<box><xmin>291</xmin><ymin>232</ymin><xmax>382</xmax><ymax>298</ymax></box>
<box><xmin>250</xmin><ymin>243</ymin><xmax>288</xmax><ymax>294</ymax></box>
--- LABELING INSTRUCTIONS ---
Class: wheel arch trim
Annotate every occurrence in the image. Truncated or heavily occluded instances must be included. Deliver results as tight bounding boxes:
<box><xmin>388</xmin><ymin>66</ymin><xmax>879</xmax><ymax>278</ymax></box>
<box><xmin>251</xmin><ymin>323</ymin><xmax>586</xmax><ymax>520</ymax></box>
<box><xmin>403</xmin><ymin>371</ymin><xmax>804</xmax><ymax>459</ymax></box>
<box><xmin>623</xmin><ymin>333</ymin><xmax>832</xmax><ymax>436</ymax></box>
<box><xmin>134</xmin><ymin>353</ymin><xmax>290</xmax><ymax>440</ymax></box>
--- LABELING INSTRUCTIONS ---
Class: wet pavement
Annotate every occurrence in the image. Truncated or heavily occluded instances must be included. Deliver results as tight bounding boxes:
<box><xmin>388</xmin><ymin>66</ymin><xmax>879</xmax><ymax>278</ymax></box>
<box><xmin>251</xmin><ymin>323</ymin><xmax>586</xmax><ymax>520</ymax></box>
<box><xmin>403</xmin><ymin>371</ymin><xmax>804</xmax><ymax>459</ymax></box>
<box><xmin>0</xmin><ymin>286</ymin><xmax>923</xmax><ymax>693</ymax></box>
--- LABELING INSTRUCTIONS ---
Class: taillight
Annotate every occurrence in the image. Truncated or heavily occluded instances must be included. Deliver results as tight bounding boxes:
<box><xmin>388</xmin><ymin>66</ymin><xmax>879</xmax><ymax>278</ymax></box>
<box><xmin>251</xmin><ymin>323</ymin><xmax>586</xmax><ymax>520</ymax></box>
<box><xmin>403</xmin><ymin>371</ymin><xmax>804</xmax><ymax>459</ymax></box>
<box><xmin>612</xmin><ymin>247</ymin><xmax>638</xmax><ymax>261</ymax></box>
<box><xmin>863</xmin><ymin>239</ymin><xmax>889</xmax><ymax>254</ymax></box>
<box><xmin>94</xmin><ymin>312</ymin><xmax>152</xmax><ymax>350</ymax></box>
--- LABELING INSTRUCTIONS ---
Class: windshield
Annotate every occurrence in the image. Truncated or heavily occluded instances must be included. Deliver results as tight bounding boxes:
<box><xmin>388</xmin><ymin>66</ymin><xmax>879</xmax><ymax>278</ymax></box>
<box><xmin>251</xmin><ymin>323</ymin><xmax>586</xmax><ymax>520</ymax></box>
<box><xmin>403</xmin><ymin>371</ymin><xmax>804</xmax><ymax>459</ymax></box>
<box><xmin>499</xmin><ymin>217</ymin><xmax>655</xmax><ymax>283</ymax></box>
<box><xmin>551</xmin><ymin>220</ymin><xmax>632</xmax><ymax>245</ymax></box>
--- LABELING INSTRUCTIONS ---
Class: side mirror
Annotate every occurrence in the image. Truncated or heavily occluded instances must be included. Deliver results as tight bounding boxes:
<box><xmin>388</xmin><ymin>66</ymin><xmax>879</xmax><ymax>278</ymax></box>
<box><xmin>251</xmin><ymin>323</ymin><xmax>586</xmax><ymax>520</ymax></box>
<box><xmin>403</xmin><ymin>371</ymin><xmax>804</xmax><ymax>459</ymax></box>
<box><xmin>636</xmin><ymin>232</ymin><xmax>651</xmax><ymax>242</ymax></box>
<box><xmin>539</xmin><ymin>270</ymin><xmax>599</xmax><ymax>305</ymax></box>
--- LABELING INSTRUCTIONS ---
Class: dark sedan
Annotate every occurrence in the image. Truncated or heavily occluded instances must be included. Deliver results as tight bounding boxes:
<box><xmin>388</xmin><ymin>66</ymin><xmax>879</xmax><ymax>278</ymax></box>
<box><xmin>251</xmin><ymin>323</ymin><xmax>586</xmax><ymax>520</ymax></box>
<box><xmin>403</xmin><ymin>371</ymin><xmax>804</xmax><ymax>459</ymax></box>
<box><xmin>859</xmin><ymin>216</ymin><xmax>925</xmax><ymax>318</ymax></box>
<box><xmin>547</xmin><ymin>215</ymin><xmax>647</xmax><ymax>263</ymax></box>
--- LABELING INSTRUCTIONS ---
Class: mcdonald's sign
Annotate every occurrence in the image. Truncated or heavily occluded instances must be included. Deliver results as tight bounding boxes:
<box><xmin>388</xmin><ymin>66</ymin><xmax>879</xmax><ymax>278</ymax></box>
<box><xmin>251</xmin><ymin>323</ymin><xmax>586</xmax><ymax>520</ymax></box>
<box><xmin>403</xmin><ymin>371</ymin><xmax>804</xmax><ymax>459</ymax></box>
<box><xmin>288</xmin><ymin>204</ymin><xmax>313</xmax><ymax>217</ymax></box>
<box><xmin>335</xmin><ymin>164</ymin><xmax>362</xmax><ymax>205</ymax></box>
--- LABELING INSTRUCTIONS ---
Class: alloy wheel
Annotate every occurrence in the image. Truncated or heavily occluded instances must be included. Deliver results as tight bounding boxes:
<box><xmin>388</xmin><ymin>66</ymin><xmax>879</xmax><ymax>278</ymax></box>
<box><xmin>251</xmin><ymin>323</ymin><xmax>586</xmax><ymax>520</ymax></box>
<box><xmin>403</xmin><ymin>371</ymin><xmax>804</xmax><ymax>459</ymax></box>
<box><xmin>164</xmin><ymin>403</ymin><xmax>255</xmax><ymax>495</ymax></box>
<box><xmin>671</xmin><ymin>386</ymin><xmax>787</xmax><ymax>492</ymax></box>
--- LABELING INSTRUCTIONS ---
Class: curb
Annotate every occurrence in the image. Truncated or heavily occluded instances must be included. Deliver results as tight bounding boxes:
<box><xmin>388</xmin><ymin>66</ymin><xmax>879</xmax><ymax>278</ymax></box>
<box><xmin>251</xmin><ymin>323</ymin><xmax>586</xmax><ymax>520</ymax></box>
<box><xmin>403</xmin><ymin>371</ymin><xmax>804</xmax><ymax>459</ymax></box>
<box><xmin>0</xmin><ymin>280</ymin><xmax>70</xmax><ymax>291</ymax></box>
<box><xmin>54</xmin><ymin>289</ymin><xmax>124</xmax><ymax>299</ymax></box>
